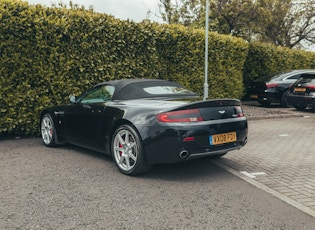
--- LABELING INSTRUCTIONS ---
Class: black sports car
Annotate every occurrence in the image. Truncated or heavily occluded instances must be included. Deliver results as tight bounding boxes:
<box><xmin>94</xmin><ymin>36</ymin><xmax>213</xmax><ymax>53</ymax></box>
<box><xmin>288</xmin><ymin>73</ymin><xmax>315</xmax><ymax>110</ymax></box>
<box><xmin>40</xmin><ymin>79</ymin><xmax>248</xmax><ymax>175</ymax></box>
<box><xmin>246</xmin><ymin>69</ymin><xmax>315</xmax><ymax>107</ymax></box>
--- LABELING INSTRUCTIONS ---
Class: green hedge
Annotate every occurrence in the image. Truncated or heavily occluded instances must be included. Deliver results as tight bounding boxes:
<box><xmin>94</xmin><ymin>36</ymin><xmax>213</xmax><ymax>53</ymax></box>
<box><xmin>0</xmin><ymin>0</ymin><xmax>314</xmax><ymax>137</ymax></box>
<box><xmin>0</xmin><ymin>1</ymin><xmax>161</xmax><ymax>136</ymax></box>
<box><xmin>155</xmin><ymin>25</ymin><xmax>248</xmax><ymax>98</ymax></box>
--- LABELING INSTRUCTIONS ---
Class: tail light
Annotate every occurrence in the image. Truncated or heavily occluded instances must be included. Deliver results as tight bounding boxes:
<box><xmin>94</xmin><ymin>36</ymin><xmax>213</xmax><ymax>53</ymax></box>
<box><xmin>266</xmin><ymin>83</ymin><xmax>278</xmax><ymax>88</ymax></box>
<box><xmin>156</xmin><ymin>109</ymin><xmax>204</xmax><ymax>122</ymax></box>
<box><xmin>235</xmin><ymin>106</ymin><xmax>245</xmax><ymax>117</ymax></box>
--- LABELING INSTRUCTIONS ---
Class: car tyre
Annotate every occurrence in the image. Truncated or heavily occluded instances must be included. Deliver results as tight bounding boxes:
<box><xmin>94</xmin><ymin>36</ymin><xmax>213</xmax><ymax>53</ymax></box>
<box><xmin>40</xmin><ymin>113</ymin><xmax>57</xmax><ymax>147</ymax></box>
<box><xmin>293</xmin><ymin>105</ymin><xmax>307</xmax><ymax>111</ymax></box>
<box><xmin>258</xmin><ymin>100</ymin><xmax>271</xmax><ymax>107</ymax></box>
<box><xmin>112</xmin><ymin>124</ymin><xmax>151</xmax><ymax>175</ymax></box>
<box><xmin>280</xmin><ymin>90</ymin><xmax>290</xmax><ymax>107</ymax></box>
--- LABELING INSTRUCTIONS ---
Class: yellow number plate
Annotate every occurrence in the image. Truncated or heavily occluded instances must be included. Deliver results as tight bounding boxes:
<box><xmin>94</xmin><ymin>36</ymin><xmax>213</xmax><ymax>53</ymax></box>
<box><xmin>294</xmin><ymin>87</ymin><xmax>306</xmax><ymax>92</ymax></box>
<box><xmin>250</xmin><ymin>94</ymin><xmax>258</xmax><ymax>99</ymax></box>
<box><xmin>210</xmin><ymin>132</ymin><xmax>237</xmax><ymax>145</ymax></box>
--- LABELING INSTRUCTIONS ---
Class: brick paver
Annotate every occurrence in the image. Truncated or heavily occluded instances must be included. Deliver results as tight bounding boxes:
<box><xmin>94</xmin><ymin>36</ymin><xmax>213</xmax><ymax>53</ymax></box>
<box><xmin>214</xmin><ymin>112</ymin><xmax>315</xmax><ymax>217</ymax></box>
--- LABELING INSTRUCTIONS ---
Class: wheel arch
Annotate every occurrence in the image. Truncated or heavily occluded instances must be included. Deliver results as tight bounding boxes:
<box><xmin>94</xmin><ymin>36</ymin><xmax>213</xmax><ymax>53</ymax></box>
<box><xmin>110</xmin><ymin>119</ymin><xmax>142</xmax><ymax>143</ymax></box>
<box><xmin>40</xmin><ymin>110</ymin><xmax>64</xmax><ymax>145</ymax></box>
<box><xmin>39</xmin><ymin>110</ymin><xmax>53</xmax><ymax>132</ymax></box>
<box><xmin>110</xmin><ymin>119</ymin><xmax>152</xmax><ymax>175</ymax></box>
<box><xmin>107</xmin><ymin>119</ymin><xmax>141</xmax><ymax>152</ymax></box>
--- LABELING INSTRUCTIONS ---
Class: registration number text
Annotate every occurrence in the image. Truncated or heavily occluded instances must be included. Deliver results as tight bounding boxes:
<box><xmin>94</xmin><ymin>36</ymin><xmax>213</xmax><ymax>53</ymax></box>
<box><xmin>209</xmin><ymin>132</ymin><xmax>237</xmax><ymax>145</ymax></box>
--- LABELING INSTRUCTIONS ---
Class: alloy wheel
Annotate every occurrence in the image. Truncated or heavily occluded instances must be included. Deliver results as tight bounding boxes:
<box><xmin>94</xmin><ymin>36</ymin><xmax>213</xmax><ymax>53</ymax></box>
<box><xmin>41</xmin><ymin>114</ymin><xmax>55</xmax><ymax>146</ymax></box>
<box><xmin>113</xmin><ymin>128</ymin><xmax>138</xmax><ymax>172</ymax></box>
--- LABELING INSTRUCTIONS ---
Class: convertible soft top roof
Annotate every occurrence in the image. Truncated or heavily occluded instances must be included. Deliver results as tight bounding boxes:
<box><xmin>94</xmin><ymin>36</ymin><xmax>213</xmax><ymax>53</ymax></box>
<box><xmin>97</xmin><ymin>79</ymin><xmax>168</xmax><ymax>92</ymax></box>
<box><xmin>96</xmin><ymin>79</ymin><xmax>198</xmax><ymax>100</ymax></box>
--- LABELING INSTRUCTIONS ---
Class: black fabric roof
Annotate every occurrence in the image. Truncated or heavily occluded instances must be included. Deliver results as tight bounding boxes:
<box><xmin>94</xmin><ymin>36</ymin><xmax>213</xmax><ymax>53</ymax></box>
<box><xmin>96</xmin><ymin>79</ymin><xmax>197</xmax><ymax>100</ymax></box>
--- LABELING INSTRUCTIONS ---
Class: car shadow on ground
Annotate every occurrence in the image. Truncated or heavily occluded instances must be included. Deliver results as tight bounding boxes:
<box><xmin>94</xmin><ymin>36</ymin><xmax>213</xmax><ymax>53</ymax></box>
<box><xmin>58</xmin><ymin>143</ymin><xmax>228</xmax><ymax>181</ymax></box>
<box><xmin>139</xmin><ymin>158</ymin><xmax>231</xmax><ymax>181</ymax></box>
<box><xmin>61</xmin><ymin>143</ymin><xmax>113</xmax><ymax>162</ymax></box>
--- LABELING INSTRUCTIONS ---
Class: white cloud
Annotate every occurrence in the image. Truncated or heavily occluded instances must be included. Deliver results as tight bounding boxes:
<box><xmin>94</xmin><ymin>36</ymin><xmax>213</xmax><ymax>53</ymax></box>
<box><xmin>25</xmin><ymin>0</ymin><xmax>162</xmax><ymax>22</ymax></box>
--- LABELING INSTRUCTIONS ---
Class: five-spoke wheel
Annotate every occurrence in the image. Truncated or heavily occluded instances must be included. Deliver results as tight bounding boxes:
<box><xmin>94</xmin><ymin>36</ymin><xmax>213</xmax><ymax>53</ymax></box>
<box><xmin>112</xmin><ymin>125</ymin><xmax>150</xmax><ymax>175</ymax></box>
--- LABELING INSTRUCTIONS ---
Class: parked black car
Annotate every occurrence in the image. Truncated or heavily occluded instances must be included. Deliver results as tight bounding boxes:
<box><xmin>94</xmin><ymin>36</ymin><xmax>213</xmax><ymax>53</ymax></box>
<box><xmin>40</xmin><ymin>79</ymin><xmax>248</xmax><ymax>175</ymax></box>
<box><xmin>246</xmin><ymin>70</ymin><xmax>315</xmax><ymax>107</ymax></box>
<box><xmin>288</xmin><ymin>73</ymin><xmax>315</xmax><ymax>110</ymax></box>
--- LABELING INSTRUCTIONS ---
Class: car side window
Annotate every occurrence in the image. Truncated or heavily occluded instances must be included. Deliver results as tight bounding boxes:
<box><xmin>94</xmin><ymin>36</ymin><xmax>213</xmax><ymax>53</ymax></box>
<box><xmin>287</xmin><ymin>74</ymin><xmax>301</xmax><ymax>80</ymax></box>
<box><xmin>80</xmin><ymin>85</ymin><xmax>115</xmax><ymax>104</ymax></box>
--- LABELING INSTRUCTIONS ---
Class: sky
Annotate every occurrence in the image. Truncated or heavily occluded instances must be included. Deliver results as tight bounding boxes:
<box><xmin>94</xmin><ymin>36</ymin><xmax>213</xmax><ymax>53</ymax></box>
<box><xmin>25</xmin><ymin>0</ymin><xmax>162</xmax><ymax>22</ymax></box>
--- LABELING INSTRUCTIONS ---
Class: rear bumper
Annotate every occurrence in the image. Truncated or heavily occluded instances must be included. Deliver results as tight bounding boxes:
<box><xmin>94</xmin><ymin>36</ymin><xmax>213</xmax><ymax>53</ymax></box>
<box><xmin>247</xmin><ymin>85</ymin><xmax>288</xmax><ymax>104</ymax></box>
<box><xmin>139</xmin><ymin>118</ymin><xmax>248</xmax><ymax>164</ymax></box>
<box><xmin>257</xmin><ymin>93</ymin><xmax>280</xmax><ymax>104</ymax></box>
<box><xmin>247</xmin><ymin>91</ymin><xmax>281</xmax><ymax>104</ymax></box>
<box><xmin>288</xmin><ymin>95</ymin><xmax>315</xmax><ymax>108</ymax></box>
<box><xmin>247</xmin><ymin>89</ymin><xmax>265</xmax><ymax>101</ymax></box>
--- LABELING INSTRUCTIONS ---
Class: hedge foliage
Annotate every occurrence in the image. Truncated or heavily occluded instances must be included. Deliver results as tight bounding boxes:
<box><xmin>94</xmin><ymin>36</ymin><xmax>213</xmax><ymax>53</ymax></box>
<box><xmin>155</xmin><ymin>25</ymin><xmax>248</xmax><ymax>98</ymax></box>
<box><xmin>0</xmin><ymin>1</ymin><xmax>161</xmax><ymax>136</ymax></box>
<box><xmin>0</xmin><ymin>0</ymin><xmax>314</xmax><ymax>137</ymax></box>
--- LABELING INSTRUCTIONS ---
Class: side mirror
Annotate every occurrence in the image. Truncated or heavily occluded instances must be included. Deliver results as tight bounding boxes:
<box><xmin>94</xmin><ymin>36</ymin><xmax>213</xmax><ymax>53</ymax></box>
<box><xmin>69</xmin><ymin>95</ymin><xmax>77</xmax><ymax>103</ymax></box>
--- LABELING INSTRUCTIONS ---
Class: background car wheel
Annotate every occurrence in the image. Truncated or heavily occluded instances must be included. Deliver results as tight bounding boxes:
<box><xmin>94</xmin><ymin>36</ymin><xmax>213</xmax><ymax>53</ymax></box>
<box><xmin>293</xmin><ymin>105</ymin><xmax>307</xmax><ymax>111</ymax></box>
<box><xmin>41</xmin><ymin>113</ymin><xmax>57</xmax><ymax>147</ymax></box>
<box><xmin>258</xmin><ymin>100</ymin><xmax>271</xmax><ymax>107</ymax></box>
<box><xmin>112</xmin><ymin>125</ymin><xmax>151</xmax><ymax>175</ymax></box>
<box><xmin>280</xmin><ymin>90</ymin><xmax>290</xmax><ymax>107</ymax></box>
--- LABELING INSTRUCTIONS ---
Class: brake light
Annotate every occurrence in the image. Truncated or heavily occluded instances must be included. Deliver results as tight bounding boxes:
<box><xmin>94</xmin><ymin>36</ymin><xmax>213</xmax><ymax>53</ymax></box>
<box><xmin>183</xmin><ymin>137</ymin><xmax>195</xmax><ymax>142</ymax></box>
<box><xmin>235</xmin><ymin>106</ymin><xmax>245</xmax><ymax>117</ymax></box>
<box><xmin>156</xmin><ymin>109</ymin><xmax>204</xmax><ymax>122</ymax></box>
<box><xmin>266</xmin><ymin>83</ymin><xmax>278</xmax><ymax>88</ymax></box>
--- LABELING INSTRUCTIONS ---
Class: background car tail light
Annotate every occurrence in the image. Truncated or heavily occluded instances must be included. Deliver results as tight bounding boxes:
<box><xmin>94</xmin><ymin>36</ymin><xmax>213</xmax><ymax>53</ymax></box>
<box><xmin>156</xmin><ymin>109</ymin><xmax>204</xmax><ymax>122</ymax></box>
<box><xmin>307</xmin><ymin>86</ymin><xmax>315</xmax><ymax>96</ymax></box>
<box><xmin>266</xmin><ymin>83</ymin><xmax>278</xmax><ymax>88</ymax></box>
<box><xmin>183</xmin><ymin>137</ymin><xmax>195</xmax><ymax>142</ymax></box>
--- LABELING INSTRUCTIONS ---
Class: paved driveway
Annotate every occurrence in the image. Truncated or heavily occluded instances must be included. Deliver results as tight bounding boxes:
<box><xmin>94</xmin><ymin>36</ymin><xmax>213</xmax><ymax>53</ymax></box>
<box><xmin>1</xmin><ymin>103</ymin><xmax>315</xmax><ymax>228</ymax></box>
<box><xmin>3</xmin><ymin>138</ymin><xmax>315</xmax><ymax>229</ymax></box>
<box><xmin>212</xmin><ymin>105</ymin><xmax>315</xmax><ymax>217</ymax></box>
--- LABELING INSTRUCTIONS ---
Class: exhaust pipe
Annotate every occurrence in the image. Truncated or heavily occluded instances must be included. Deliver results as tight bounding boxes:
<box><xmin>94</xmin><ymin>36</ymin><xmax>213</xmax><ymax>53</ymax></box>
<box><xmin>179</xmin><ymin>150</ymin><xmax>189</xmax><ymax>159</ymax></box>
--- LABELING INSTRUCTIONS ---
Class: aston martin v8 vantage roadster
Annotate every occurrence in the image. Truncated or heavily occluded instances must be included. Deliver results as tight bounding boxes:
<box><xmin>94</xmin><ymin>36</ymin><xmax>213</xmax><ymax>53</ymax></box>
<box><xmin>40</xmin><ymin>79</ymin><xmax>248</xmax><ymax>175</ymax></box>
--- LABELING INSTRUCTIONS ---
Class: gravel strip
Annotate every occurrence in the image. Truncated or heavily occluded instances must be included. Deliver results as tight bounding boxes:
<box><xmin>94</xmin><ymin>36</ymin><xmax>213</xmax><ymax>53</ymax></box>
<box><xmin>241</xmin><ymin>101</ymin><xmax>303</xmax><ymax>120</ymax></box>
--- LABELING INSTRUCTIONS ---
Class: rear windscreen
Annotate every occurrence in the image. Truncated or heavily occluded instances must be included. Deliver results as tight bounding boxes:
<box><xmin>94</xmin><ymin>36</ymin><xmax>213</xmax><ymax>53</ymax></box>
<box><xmin>116</xmin><ymin>81</ymin><xmax>198</xmax><ymax>100</ymax></box>
<box><xmin>300</xmin><ymin>73</ymin><xmax>315</xmax><ymax>80</ymax></box>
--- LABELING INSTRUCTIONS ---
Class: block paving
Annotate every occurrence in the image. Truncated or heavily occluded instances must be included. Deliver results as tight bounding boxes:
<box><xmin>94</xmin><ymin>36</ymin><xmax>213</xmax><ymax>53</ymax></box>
<box><xmin>214</xmin><ymin>107</ymin><xmax>315</xmax><ymax>217</ymax></box>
